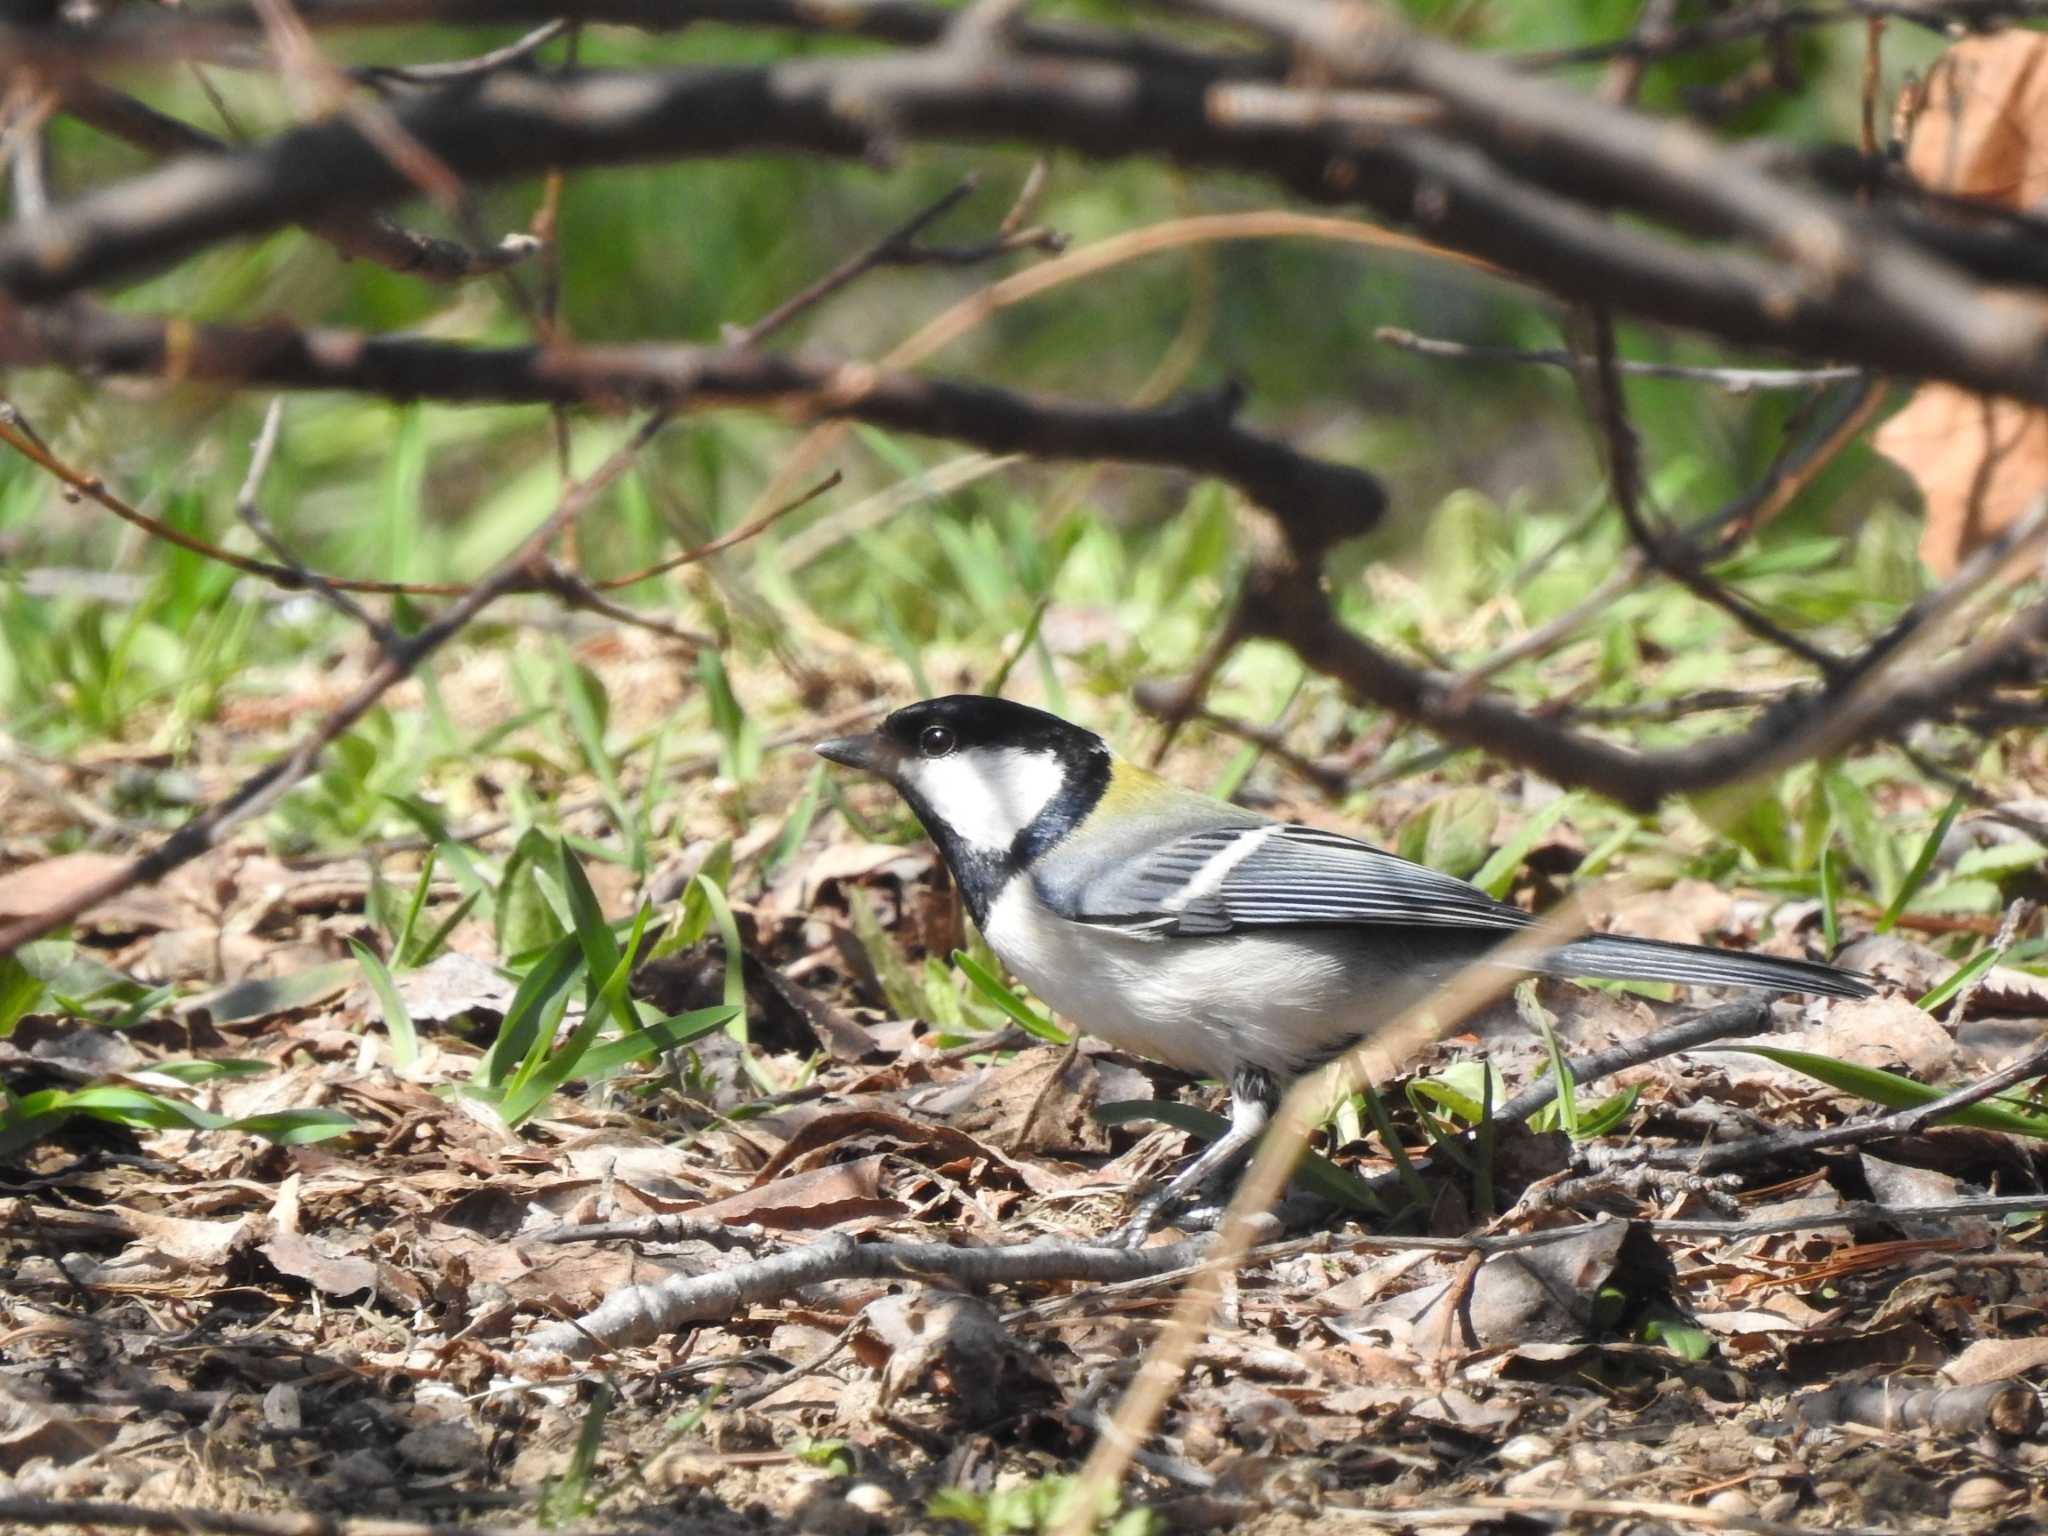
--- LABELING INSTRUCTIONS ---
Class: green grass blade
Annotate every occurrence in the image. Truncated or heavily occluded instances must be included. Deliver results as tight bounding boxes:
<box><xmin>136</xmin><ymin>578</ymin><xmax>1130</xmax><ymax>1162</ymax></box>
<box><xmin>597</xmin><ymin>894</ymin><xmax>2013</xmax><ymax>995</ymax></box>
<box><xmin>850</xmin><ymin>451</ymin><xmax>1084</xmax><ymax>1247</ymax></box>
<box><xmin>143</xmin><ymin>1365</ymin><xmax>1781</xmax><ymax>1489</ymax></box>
<box><xmin>558</xmin><ymin>839</ymin><xmax>623</xmax><ymax>978</ymax></box>
<box><xmin>1716</xmin><ymin>1044</ymin><xmax>2048</xmax><ymax>1138</ymax></box>
<box><xmin>691</xmin><ymin>873</ymin><xmax>749</xmax><ymax>1041</ymax></box>
<box><xmin>349</xmin><ymin>939</ymin><xmax>419</xmax><ymax>1069</ymax></box>
<box><xmin>952</xmin><ymin>950</ymin><xmax>1068</xmax><ymax>1043</ymax></box>
<box><xmin>475</xmin><ymin>932</ymin><xmax>585</xmax><ymax>1089</ymax></box>
<box><xmin>1819</xmin><ymin>844</ymin><xmax>1840</xmax><ymax>955</ymax></box>
<box><xmin>1878</xmin><ymin>786</ymin><xmax>1969</xmax><ymax>934</ymax></box>
<box><xmin>1473</xmin><ymin>793</ymin><xmax>1581</xmax><ymax>900</ymax></box>
<box><xmin>1517</xmin><ymin>981</ymin><xmax>1576</xmax><ymax>1139</ymax></box>
<box><xmin>569</xmin><ymin>1005</ymin><xmax>740</xmax><ymax>1078</ymax></box>
<box><xmin>406</xmin><ymin>887</ymin><xmax>481</xmax><ymax>970</ymax></box>
<box><xmin>1918</xmin><ymin>944</ymin><xmax>2001</xmax><ymax>1016</ymax></box>
<box><xmin>982</xmin><ymin>595</ymin><xmax>1050</xmax><ymax>697</ymax></box>
<box><xmin>763</xmin><ymin>762</ymin><xmax>826</xmax><ymax>875</ymax></box>
<box><xmin>1358</xmin><ymin>1080</ymin><xmax>1432</xmax><ymax>1209</ymax></box>
<box><xmin>391</xmin><ymin>847</ymin><xmax>439</xmax><ymax>969</ymax></box>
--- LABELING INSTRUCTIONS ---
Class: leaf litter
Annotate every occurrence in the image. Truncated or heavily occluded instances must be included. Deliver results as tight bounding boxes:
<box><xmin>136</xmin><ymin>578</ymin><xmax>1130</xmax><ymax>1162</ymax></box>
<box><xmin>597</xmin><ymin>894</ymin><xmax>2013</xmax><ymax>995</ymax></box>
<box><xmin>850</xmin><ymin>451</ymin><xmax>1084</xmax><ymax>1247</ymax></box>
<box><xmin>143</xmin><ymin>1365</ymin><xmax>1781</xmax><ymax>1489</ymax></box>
<box><xmin>2</xmin><ymin>639</ymin><xmax>2047</xmax><ymax>1536</ymax></box>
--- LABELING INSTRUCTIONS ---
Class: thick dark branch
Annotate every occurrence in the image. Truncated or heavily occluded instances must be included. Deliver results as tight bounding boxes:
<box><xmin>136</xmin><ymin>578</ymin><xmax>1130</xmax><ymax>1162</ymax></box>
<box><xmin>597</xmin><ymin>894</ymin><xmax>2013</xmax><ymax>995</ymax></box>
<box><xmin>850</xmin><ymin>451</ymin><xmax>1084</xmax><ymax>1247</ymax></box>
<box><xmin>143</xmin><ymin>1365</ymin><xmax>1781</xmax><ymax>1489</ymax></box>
<box><xmin>58</xmin><ymin>78</ymin><xmax>534</xmax><ymax>281</ymax></box>
<box><xmin>3</xmin><ymin>55</ymin><xmax>2042</xmax><ymax>402</ymax></box>
<box><xmin>1175</xmin><ymin>0</ymin><xmax>2044</xmax><ymax>392</ymax></box>
<box><xmin>1238</xmin><ymin>545</ymin><xmax>2048</xmax><ymax>813</ymax></box>
<box><xmin>0</xmin><ymin>306</ymin><xmax>1385</xmax><ymax>550</ymax></box>
<box><xmin>6</xmin><ymin>0</ymin><xmax>1286</xmax><ymax>86</ymax></box>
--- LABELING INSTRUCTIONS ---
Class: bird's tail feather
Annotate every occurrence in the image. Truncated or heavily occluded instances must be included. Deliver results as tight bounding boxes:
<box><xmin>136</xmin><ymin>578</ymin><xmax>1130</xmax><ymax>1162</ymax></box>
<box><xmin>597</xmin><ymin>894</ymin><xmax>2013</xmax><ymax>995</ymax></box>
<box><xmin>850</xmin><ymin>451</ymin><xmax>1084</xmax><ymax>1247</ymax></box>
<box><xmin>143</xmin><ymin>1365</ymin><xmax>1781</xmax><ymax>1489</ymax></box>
<box><xmin>1536</xmin><ymin>933</ymin><xmax>1873</xmax><ymax>1000</ymax></box>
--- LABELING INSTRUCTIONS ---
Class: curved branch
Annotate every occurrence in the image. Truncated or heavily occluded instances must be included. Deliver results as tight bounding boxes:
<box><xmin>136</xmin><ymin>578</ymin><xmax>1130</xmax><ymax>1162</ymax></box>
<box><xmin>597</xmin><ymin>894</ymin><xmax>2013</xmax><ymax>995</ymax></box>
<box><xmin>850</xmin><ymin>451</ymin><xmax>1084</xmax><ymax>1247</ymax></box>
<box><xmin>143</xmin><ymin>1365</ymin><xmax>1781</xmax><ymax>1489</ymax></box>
<box><xmin>1237</xmin><ymin>544</ymin><xmax>2048</xmax><ymax>813</ymax></box>
<box><xmin>2</xmin><ymin>53</ymin><xmax>2043</xmax><ymax>405</ymax></box>
<box><xmin>0</xmin><ymin>306</ymin><xmax>1388</xmax><ymax>550</ymax></box>
<box><xmin>57</xmin><ymin>78</ymin><xmax>535</xmax><ymax>281</ymax></box>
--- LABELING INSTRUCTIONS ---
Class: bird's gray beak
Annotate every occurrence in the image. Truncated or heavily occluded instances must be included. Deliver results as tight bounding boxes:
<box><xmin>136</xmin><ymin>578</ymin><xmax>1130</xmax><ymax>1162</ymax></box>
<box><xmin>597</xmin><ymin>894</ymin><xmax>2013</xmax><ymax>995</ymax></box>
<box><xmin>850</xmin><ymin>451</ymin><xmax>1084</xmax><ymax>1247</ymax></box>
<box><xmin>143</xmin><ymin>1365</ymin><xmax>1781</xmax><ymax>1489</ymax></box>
<box><xmin>815</xmin><ymin>731</ymin><xmax>896</xmax><ymax>775</ymax></box>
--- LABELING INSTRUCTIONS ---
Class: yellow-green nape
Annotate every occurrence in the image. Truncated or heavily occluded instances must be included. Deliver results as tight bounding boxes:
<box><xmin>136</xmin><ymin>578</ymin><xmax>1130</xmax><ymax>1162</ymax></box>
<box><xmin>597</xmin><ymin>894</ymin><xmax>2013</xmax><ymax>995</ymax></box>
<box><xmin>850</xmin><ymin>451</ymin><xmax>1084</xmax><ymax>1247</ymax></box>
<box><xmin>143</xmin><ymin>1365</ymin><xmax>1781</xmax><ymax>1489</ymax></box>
<box><xmin>1100</xmin><ymin>757</ymin><xmax>1179</xmax><ymax>810</ymax></box>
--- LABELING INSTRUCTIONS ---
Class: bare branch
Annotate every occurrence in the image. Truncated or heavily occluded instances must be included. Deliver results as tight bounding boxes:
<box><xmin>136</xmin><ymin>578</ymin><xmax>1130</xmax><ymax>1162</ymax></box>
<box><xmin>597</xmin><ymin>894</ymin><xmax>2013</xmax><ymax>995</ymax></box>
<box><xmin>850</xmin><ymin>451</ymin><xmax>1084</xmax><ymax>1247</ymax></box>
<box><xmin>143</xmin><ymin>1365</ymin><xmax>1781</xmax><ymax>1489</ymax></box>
<box><xmin>0</xmin><ymin>47</ymin><xmax>2043</xmax><ymax>408</ymax></box>
<box><xmin>1609</xmin><ymin>1035</ymin><xmax>2048</xmax><ymax>1175</ymax></box>
<box><xmin>732</xmin><ymin>174</ymin><xmax>1062</xmax><ymax>349</ymax></box>
<box><xmin>233</xmin><ymin>398</ymin><xmax>394</xmax><ymax>643</ymax></box>
<box><xmin>0</xmin><ymin>306</ymin><xmax>1386</xmax><ymax>552</ymax></box>
<box><xmin>522</xmin><ymin>1230</ymin><xmax>1220</xmax><ymax>1358</ymax></box>
<box><xmin>1583</xmin><ymin>305</ymin><xmax>1845</xmax><ymax>674</ymax></box>
<box><xmin>58</xmin><ymin>76</ymin><xmax>536</xmax><ymax>281</ymax></box>
<box><xmin>1377</xmin><ymin>325</ymin><xmax>1863</xmax><ymax>394</ymax></box>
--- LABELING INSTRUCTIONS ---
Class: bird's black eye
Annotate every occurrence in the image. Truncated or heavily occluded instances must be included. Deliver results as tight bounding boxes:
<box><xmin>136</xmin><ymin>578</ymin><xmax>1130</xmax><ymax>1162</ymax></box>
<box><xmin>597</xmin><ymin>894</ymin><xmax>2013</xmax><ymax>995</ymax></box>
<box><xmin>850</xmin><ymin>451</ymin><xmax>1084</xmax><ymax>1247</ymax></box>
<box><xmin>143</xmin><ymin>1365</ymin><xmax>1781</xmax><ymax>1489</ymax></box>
<box><xmin>918</xmin><ymin>725</ymin><xmax>957</xmax><ymax>758</ymax></box>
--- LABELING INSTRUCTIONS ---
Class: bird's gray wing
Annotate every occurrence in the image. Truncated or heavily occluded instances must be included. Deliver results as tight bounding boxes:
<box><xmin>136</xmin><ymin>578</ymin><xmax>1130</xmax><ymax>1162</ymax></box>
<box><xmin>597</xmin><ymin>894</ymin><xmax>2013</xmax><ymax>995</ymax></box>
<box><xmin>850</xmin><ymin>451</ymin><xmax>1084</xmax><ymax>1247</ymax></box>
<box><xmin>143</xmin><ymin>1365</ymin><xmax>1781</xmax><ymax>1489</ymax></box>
<box><xmin>1060</xmin><ymin>822</ymin><xmax>1537</xmax><ymax>937</ymax></box>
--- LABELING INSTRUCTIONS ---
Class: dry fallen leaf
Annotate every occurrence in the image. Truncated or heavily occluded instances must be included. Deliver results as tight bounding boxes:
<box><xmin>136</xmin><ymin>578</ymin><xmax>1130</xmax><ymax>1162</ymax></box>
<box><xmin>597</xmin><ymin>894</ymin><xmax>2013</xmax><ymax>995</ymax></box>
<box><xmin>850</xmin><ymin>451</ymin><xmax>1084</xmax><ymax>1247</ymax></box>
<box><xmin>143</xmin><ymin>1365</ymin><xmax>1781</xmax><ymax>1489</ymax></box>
<box><xmin>1876</xmin><ymin>31</ymin><xmax>2048</xmax><ymax>573</ymax></box>
<box><xmin>683</xmin><ymin>1154</ymin><xmax>908</xmax><ymax>1230</ymax></box>
<box><xmin>1813</xmin><ymin>995</ymin><xmax>1962</xmax><ymax>1081</ymax></box>
<box><xmin>0</xmin><ymin>852</ymin><xmax>182</xmax><ymax>931</ymax></box>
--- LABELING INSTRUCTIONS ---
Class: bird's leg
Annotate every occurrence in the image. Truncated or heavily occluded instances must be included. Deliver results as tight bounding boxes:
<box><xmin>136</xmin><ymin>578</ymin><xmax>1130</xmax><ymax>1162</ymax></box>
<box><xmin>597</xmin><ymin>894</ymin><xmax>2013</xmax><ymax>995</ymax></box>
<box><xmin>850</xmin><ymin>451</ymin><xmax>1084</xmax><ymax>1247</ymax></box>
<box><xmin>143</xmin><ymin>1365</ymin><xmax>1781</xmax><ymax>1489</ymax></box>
<box><xmin>1116</xmin><ymin>1066</ymin><xmax>1276</xmax><ymax>1248</ymax></box>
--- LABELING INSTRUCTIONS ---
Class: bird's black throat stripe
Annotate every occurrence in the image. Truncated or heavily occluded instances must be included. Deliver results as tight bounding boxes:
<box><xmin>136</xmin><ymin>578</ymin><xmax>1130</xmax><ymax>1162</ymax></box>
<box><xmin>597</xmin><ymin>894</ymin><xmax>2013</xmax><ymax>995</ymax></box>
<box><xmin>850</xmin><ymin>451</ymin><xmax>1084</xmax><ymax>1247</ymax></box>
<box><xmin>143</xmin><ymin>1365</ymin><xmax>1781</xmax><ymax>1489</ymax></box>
<box><xmin>913</xmin><ymin>744</ymin><xmax>1112</xmax><ymax>929</ymax></box>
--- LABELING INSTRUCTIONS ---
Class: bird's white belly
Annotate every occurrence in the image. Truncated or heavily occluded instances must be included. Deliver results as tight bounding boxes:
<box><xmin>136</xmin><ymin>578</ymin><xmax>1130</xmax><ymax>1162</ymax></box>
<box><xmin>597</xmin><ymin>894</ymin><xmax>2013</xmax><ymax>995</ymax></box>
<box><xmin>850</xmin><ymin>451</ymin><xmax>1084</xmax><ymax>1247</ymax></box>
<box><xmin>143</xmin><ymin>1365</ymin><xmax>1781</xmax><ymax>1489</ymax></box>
<box><xmin>981</xmin><ymin>879</ymin><xmax>1399</xmax><ymax>1080</ymax></box>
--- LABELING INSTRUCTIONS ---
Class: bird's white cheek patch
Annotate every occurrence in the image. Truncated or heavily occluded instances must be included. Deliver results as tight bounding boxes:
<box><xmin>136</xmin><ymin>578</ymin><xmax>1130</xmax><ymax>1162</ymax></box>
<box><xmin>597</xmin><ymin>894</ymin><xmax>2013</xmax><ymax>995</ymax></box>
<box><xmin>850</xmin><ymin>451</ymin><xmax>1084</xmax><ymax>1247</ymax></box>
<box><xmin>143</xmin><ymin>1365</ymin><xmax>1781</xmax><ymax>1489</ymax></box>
<box><xmin>908</xmin><ymin>748</ymin><xmax>1064</xmax><ymax>851</ymax></box>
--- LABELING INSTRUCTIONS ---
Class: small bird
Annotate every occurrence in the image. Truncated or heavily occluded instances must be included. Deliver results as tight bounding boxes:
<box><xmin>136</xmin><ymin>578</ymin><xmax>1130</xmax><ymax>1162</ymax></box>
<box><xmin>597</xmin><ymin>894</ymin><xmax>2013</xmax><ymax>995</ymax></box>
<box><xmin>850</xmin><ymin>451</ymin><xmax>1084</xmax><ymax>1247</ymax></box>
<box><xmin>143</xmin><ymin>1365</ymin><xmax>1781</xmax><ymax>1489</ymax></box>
<box><xmin>818</xmin><ymin>695</ymin><xmax>1872</xmax><ymax>1240</ymax></box>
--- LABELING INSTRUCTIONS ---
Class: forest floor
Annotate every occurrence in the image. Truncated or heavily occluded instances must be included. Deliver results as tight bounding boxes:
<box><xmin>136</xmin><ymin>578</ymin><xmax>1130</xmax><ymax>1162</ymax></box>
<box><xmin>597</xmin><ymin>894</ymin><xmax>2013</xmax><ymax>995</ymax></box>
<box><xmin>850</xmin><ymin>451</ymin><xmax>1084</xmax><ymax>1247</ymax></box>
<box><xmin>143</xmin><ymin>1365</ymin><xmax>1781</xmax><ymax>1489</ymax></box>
<box><xmin>5</xmin><ymin>621</ymin><xmax>2048</xmax><ymax>1536</ymax></box>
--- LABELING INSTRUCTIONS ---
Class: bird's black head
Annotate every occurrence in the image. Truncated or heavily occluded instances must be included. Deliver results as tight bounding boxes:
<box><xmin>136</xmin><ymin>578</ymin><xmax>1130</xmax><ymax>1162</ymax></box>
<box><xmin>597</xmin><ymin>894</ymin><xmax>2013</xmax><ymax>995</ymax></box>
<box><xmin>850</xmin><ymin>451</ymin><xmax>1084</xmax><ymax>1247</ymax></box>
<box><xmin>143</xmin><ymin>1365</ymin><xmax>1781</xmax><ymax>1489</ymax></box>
<box><xmin>816</xmin><ymin>696</ymin><xmax>1112</xmax><ymax>922</ymax></box>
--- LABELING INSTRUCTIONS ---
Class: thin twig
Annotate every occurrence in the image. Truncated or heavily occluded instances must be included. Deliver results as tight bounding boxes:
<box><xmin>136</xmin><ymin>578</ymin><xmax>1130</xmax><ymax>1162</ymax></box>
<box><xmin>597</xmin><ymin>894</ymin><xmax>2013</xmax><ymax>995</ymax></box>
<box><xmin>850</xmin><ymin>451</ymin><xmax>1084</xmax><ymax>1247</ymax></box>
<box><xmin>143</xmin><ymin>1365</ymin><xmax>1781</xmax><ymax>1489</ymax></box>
<box><xmin>233</xmin><ymin>399</ymin><xmax>393</xmax><ymax>645</ymax></box>
<box><xmin>1487</xmin><ymin>999</ymin><xmax>1773</xmax><ymax>1126</ymax></box>
<box><xmin>1943</xmin><ymin>897</ymin><xmax>2034</xmax><ymax>1026</ymax></box>
<box><xmin>733</xmin><ymin>175</ymin><xmax>1064</xmax><ymax>349</ymax></box>
<box><xmin>352</xmin><ymin>19</ymin><xmax>567</xmax><ymax>86</ymax></box>
<box><xmin>1585</xmin><ymin>306</ymin><xmax>1844</xmax><ymax>675</ymax></box>
<box><xmin>1442</xmin><ymin>375</ymin><xmax>1884</xmax><ymax>704</ymax></box>
<box><xmin>1611</xmin><ymin>1036</ymin><xmax>2048</xmax><ymax>1175</ymax></box>
<box><xmin>1377</xmin><ymin>327</ymin><xmax>1862</xmax><ymax>394</ymax></box>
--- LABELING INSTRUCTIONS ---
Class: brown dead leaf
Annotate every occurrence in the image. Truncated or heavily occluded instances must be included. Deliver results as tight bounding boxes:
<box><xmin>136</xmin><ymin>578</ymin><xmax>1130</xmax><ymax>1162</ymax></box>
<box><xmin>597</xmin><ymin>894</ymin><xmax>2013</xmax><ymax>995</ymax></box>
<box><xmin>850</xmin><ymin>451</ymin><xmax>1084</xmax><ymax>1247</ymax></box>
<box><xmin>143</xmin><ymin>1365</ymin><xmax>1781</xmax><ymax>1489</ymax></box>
<box><xmin>259</xmin><ymin>1229</ymin><xmax>380</xmax><ymax>1300</ymax></box>
<box><xmin>751</xmin><ymin>1107</ymin><xmax>1070</xmax><ymax>1195</ymax></box>
<box><xmin>392</xmin><ymin>950</ymin><xmax>519</xmax><ymax>1023</ymax></box>
<box><xmin>422</xmin><ymin>1219</ymin><xmax>661</xmax><ymax>1308</ymax></box>
<box><xmin>1604</xmin><ymin>879</ymin><xmax>1734</xmax><ymax>948</ymax></box>
<box><xmin>0</xmin><ymin>1393</ymin><xmax>117</xmax><ymax>1473</ymax></box>
<box><xmin>1945</xmin><ymin>1334</ymin><xmax>2048</xmax><ymax>1386</ymax></box>
<box><xmin>1835</xmin><ymin>934</ymin><xmax>1950</xmax><ymax>996</ymax></box>
<box><xmin>0</xmin><ymin>852</ymin><xmax>182</xmax><ymax>932</ymax></box>
<box><xmin>796</xmin><ymin>841</ymin><xmax>938</xmax><ymax>911</ymax></box>
<box><xmin>947</xmin><ymin>1049</ymin><xmax>1114</xmax><ymax>1156</ymax></box>
<box><xmin>1876</xmin><ymin>32</ymin><xmax>2048</xmax><ymax>573</ymax></box>
<box><xmin>1858</xmin><ymin>1154</ymin><xmax>1994</xmax><ymax>1245</ymax></box>
<box><xmin>119</xmin><ymin>1209</ymin><xmax>255</xmax><ymax>1268</ymax></box>
<box><xmin>1813</xmin><ymin>996</ymin><xmax>1961</xmax><ymax>1081</ymax></box>
<box><xmin>1354</xmin><ymin>1223</ymin><xmax>1629</xmax><ymax>1358</ymax></box>
<box><xmin>685</xmin><ymin>1154</ymin><xmax>908</xmax><ymax>1230</ymax></box>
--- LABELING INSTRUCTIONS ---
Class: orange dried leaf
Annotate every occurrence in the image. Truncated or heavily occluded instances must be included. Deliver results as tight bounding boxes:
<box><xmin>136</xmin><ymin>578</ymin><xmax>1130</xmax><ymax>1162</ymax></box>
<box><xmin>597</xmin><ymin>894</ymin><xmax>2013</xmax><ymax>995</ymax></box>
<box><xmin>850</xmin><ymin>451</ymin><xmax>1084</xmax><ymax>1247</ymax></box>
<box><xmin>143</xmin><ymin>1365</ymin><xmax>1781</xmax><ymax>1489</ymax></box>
<box><xmin>1876</xmin><ymin>32</ymin><xmax>2048</xmax><ymax>574</ymax></box>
